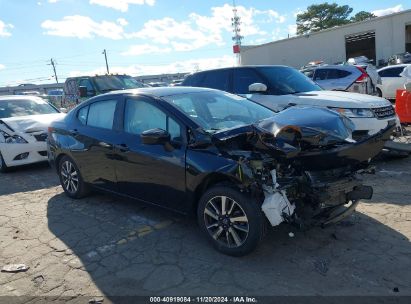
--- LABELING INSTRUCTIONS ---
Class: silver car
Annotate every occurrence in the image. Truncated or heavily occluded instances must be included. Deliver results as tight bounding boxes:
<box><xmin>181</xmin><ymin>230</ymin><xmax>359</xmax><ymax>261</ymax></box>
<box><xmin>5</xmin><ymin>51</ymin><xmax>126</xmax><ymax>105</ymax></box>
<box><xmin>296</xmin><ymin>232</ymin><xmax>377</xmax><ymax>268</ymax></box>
<box><xmin>310</xmin><ymin>65</ymin><xmax>380</xmax><ymax>95</ymax></box>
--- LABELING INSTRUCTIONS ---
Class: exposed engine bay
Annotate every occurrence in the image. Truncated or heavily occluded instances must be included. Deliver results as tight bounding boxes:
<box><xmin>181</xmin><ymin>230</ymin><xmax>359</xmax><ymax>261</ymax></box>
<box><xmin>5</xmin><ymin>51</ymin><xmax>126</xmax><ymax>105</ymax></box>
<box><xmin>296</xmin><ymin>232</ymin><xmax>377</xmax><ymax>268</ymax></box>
<box><xmin>209</xmin><ymin>107</ymin><xmax>395</xmax><ymax>228</ymax></box>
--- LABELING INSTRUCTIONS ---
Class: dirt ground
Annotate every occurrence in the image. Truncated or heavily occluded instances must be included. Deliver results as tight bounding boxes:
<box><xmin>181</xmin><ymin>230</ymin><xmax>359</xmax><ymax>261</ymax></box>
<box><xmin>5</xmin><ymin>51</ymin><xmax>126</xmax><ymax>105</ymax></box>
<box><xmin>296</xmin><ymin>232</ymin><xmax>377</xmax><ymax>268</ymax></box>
<box><xmin>0</xmin><ymin>152</ymin><xmax>410</xmax><ymax>301</ymax></box>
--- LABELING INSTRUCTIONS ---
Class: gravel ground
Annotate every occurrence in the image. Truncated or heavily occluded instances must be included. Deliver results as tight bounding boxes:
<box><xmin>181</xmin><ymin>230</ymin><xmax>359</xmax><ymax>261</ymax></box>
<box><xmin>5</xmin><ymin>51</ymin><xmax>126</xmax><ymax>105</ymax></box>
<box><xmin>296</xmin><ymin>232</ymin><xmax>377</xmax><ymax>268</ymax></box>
<box><xmin>0</xmin><ymin>153</ymin><xmax>410</xmax><ymax>300</ymax></box>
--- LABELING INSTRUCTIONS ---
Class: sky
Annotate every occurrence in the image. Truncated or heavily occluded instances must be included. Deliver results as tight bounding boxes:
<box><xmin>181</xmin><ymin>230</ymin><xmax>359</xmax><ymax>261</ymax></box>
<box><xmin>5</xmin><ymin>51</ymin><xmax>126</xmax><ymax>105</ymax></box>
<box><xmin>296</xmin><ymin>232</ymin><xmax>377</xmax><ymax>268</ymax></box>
<box><xmin>0</xmin><ymin>0</ymin><xmax>409</xmax><ymax>86</ymax></box>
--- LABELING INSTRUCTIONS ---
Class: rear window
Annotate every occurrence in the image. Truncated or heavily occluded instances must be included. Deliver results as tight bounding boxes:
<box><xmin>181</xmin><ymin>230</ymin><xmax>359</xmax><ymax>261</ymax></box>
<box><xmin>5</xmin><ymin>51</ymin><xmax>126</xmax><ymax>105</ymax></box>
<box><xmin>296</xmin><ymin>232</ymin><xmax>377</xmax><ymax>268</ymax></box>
<box><xmin>200</xmin><ymin>70</ymin><xmax>230</xmax><ymax>92</ymax></box>
<box><xmin>314</xmin><ymin>69</ymin><xmax>351</xmax><ymax>80</ymax></box>
<box><xmin>378</xmin><ymin>67</ymin><xmax>405</xmax><ymax>77</ymax></box>
<box><xmin>86</xmin><ymin>100</ymin><xmax>117</xmax><ymax>130</ymax></box>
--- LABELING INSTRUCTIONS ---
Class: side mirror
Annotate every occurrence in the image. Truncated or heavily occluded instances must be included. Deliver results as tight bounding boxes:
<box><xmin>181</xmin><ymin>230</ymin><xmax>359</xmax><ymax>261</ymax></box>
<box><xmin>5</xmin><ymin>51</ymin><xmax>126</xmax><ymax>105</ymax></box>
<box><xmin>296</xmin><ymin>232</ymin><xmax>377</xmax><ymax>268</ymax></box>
<box><xmin>59</xmin><ymin>107</ymin><xmax>68</xmax><ymax>113</ymax></box>
<box><xmin>79</xmin><ymin>86</ymin><xmax>88</xmax><ymax>98</ymax></box>
<box><xmin>249</xmin><ymin>83</ymin><xmax>268</xmax><ymax>93</ymax></box>
<box><xmin>141</xmin><ymin>128</ymin><xmax>170</xmax><ymax>145</ymax></box>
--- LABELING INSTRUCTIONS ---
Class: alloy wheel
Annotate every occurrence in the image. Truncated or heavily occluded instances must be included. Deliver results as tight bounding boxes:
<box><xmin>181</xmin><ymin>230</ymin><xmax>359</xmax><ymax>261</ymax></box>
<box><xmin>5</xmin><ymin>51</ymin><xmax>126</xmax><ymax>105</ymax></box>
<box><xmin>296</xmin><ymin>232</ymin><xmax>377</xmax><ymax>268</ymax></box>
<box><xmin>203</xmin><ymin>195</ymin><xmax>249</xmax><ymax>248</ymax></box>
<box><xmin>60</xmin><ymin>160</ymin><xmax>79</xmax><ymax>194</ymax></box>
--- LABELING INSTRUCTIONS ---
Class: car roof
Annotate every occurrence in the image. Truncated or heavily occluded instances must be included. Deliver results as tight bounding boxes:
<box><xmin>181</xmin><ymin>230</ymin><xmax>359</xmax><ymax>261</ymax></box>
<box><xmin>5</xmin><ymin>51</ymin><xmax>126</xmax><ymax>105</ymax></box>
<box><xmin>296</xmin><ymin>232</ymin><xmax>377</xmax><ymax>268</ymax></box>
<box><xmin>378</xmin><ymin>64</ymin><xmax>410</xmax><ymax>71</ymax></box>
<box><xmin>0</xmin><ymin>95</ymin><xmax>46</xmax><ymax>101</ymax></box>
<box><xmin>188</xmin><ymin>65</ymin><xmax>290</xmax><ymax>74</ymax></box>
<box><xmin>96</xmin><ymin>86</ymin><xmax>220</xmax><ymax>98</ymax></box>
<box><xmin>314</xmin><ymin>65</ymin><xmax>357</xmax><ymax>70</ymax></box>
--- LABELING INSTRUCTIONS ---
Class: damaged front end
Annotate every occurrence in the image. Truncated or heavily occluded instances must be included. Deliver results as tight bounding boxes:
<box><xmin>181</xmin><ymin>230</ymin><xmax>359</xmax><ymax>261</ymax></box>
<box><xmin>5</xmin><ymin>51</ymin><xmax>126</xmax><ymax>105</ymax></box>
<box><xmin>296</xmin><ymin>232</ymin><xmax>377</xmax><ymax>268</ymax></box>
<box><xmin>212</xmin><ymin>107</ymin><xmax>395</xmax><ymax>229</ymax></box>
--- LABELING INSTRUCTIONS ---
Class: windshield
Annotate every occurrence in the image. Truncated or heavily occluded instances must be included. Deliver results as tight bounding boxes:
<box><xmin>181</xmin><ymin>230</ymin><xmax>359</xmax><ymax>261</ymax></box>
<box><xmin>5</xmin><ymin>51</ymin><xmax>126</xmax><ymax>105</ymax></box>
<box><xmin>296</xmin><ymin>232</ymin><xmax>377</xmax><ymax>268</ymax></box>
<box><xmin>163</xmin><ymin>91</ymin><xmax>273</xmax><ymax>133</ymax></box>
<box><xmin>94</xmin><ymin>76</ymin><xmax>145</xmax><ymax>92</ymax></box>
<box><xmin>0</xmin><ymin>98</ymin><xmax>59</xmax><ymax>118</ymax></box>
<box><xmin>257</xmin><ymin>66</ymin><xmax>321</xmax><ymax>95</ymax></box>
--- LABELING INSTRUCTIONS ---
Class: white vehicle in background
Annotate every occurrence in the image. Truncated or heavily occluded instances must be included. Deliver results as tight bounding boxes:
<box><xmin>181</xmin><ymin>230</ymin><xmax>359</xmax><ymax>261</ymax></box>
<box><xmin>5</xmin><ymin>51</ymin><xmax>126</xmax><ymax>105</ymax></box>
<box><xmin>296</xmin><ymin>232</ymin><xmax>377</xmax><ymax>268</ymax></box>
<box><xmin>182</xmin><ymin>65</ymin><xmax>400</xmax><ymax>140</ymax></box>
<box><xmin>377</xmin><ymin>64</ymin><xmax>410</xmax><ymax>100</ymax></box>
<box><xmin>0</xmin><ymin>95</ymin><xmax>65</xmax><ymax>172</ymax></box>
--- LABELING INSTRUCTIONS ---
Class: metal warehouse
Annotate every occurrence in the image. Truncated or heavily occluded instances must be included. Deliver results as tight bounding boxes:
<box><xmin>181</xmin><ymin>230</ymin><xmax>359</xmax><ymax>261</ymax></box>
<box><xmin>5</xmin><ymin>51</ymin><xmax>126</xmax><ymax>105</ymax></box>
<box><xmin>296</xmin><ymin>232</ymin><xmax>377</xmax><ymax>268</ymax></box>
<box><xmin>240</xmin><ymin>9</ymin><xmax>411</xmax><ymax>68</ymax></box>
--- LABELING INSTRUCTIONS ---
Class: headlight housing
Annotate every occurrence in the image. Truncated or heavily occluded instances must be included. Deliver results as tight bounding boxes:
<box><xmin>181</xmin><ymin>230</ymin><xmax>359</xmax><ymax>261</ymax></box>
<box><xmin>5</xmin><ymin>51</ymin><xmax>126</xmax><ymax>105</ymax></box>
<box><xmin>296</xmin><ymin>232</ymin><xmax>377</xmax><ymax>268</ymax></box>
<box><xmin>0</xmin><ymin>130</ymin><xmax>28</xmax><ymax>144</ymax></box>
<box><xmin>329</xmin><ymin>108</ymin><xmax>375</xmax><ymax>118</ymax></box>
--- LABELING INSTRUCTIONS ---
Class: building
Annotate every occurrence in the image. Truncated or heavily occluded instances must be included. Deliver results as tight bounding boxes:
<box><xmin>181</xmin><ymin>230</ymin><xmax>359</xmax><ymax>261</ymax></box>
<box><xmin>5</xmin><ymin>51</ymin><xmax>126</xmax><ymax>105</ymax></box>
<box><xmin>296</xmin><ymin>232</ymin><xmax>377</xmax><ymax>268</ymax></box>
<box><xmin>240</xmin><ymin>9</ymin><xmax>411</xmax><ymax>68</ymax></box>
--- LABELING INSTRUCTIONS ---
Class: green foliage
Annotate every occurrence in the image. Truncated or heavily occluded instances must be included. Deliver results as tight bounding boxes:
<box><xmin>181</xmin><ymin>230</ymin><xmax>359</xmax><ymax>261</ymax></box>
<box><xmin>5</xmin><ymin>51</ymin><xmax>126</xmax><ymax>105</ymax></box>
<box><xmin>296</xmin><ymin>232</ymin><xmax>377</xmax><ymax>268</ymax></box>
<box><xmin>296</xmin><ymin>2</ymin><xmax>353</xmax><ymax>35</ymax></box>
<box><xmin>350</xmin><ymin>11</ymin><xmax>376</xmax><ymax>22</ymax></box>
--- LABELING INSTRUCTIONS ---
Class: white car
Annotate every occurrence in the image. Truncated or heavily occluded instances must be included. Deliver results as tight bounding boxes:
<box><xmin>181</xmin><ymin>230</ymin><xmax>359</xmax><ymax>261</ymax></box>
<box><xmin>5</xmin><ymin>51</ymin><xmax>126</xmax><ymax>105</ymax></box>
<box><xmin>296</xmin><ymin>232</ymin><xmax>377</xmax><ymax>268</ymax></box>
<box><xmin>0</xmin><ymin>95</ymin><xmax>65</xmax><ymax>172</ymax></box>
<box><xmin>377</xmin><ymin>64</ymin><xmax>410</xmax><ymax>100</ymax></box>
<box><xmin>182</xmin><ymin>66</ymin><xmax>400</xmax><ymax>140</ymax></box>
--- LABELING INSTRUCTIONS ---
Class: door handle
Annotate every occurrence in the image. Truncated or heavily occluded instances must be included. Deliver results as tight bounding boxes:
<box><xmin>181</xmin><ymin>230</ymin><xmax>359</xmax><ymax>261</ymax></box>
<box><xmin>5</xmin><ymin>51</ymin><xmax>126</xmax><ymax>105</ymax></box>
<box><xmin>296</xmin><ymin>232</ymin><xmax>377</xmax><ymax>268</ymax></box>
<box><xmin>99</xmin><ymin>142</ymin><xmax>112</xmax><ymax>148</ymax></box>
<box><xmin>114</xmin><ymin>143</ymin><xmax>129</xmax><ymax>152</ymax></box>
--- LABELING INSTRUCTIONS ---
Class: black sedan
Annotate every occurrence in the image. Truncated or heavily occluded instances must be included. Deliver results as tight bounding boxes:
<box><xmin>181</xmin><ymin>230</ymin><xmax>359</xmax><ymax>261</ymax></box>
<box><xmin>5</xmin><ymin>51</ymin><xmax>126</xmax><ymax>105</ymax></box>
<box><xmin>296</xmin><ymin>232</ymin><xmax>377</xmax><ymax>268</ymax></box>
<box><xmin>48</xmin><ymin>87</ymin><xmax>393</xmax><ymax>256</ymax></box>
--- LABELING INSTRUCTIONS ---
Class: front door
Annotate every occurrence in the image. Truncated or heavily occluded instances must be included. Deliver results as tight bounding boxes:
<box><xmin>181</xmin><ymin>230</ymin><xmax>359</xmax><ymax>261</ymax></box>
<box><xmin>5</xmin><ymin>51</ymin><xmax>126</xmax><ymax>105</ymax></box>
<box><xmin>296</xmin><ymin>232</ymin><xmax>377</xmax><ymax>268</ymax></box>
<box><xmin>115</xmin><ymin>97</ymin><xmax>187</xmax><ymax>211</ymax></box>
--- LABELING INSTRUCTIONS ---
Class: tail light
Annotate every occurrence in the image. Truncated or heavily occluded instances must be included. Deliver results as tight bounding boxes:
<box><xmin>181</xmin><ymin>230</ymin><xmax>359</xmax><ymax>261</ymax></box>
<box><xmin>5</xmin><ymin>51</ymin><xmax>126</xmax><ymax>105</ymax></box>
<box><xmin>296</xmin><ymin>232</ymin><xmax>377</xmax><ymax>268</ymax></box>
<box><xmin>355</xmin><ymin>67</ymin><xmax>369</xmax><ymax>83</ymax></box>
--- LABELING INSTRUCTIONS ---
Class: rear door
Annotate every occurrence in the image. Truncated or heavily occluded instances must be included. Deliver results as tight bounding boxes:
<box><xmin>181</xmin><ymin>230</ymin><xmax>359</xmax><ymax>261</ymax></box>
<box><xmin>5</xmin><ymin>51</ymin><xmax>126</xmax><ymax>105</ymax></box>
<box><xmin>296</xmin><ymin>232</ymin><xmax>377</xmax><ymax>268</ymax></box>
<box><xmin>71</xmin><ymin>97</ymin><xmax>121</xmax><ymax>192</ymax></box>
<box><xmin>114</xmin><ymin>96</ymin><xmax>187</xmax><ymax>211</ymax></box>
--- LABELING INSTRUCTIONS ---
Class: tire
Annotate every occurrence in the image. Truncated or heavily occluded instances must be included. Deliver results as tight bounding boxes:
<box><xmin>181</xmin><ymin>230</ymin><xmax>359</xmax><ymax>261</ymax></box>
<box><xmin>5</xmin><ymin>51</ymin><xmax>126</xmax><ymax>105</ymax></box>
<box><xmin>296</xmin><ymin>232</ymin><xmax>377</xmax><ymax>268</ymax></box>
<box><xmin>197</xmin><ymin>186</ymin><xmax>266</xmax><ymax>256</ymax></box>
<box><xmin>0</xmin><ymin>151</ymin><xmax>9</xmax><ymax>173</ymax></box>
<box><xmin>58</xmin><ymin>155</ymin><xmax>89</xmax><ymax>198</ymax></box>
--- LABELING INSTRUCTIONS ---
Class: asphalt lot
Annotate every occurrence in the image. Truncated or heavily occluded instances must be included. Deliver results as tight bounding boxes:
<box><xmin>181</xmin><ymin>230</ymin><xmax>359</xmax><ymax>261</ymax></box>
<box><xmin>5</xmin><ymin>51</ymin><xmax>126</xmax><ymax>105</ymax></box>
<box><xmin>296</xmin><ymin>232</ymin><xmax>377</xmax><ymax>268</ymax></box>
<box><xmin>0</xmin><ymin>155</ymin><xmax>410</xmax><ymax>299</ymax></box>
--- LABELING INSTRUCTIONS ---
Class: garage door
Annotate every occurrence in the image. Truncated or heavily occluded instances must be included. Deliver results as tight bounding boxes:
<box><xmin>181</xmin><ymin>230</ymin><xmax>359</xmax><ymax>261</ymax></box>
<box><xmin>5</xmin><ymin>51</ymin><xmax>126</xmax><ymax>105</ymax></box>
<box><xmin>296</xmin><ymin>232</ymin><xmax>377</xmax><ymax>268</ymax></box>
<box><xmin>345</xmin><ymin>31</ymin><xmax>376</xmax><ymax>62</ymax></box>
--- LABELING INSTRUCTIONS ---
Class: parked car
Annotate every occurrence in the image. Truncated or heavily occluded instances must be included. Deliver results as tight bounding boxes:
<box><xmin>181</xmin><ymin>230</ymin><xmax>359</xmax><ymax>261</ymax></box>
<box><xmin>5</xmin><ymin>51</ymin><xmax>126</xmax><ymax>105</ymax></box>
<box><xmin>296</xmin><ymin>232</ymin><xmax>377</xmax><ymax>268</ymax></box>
<box><xmin>0</xmin><ymin>95</ymin><xmax>65</xmax><ymax>172</ymax></box>
<box><xmin>182</xmin><ymin>66</ymin><xmax>399</xmax><ymax>140</ymax></box>
<box><xmin>310</xmin><ymin>65</ymin><xmax>379</xmax><ymax>95</ymax></box>
<box><xmin>377</xmin><ymin>64</ymin><xmax>410</xmax><ymax>100</ymax></box>
<box><xmin>387</xmin><ymin>52</ymin><xmax>411</xmax><ymax>65</ymax></box>
<box><xmin>63</xmin><ymin>74</ymin><xmax>146</xmax><ymax>108</ymax></box>
<box><xmin>48</xmin><ymin>87</ymin><xmax>394</xmax><ymax>256</ymax></box>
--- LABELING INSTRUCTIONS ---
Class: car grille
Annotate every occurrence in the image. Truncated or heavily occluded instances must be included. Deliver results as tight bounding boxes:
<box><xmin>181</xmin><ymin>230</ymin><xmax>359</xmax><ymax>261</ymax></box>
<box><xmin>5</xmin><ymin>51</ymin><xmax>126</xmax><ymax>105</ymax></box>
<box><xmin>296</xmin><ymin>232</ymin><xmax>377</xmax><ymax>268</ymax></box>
<box><xmin>34</xmin><ymin>133</ymin><xmax>48</xmax><ymax>142</ymax></box>
<box><xmin>372</xmin><ymin>105</ymin><xmax>395</xmax><ymax>119</ymax></box>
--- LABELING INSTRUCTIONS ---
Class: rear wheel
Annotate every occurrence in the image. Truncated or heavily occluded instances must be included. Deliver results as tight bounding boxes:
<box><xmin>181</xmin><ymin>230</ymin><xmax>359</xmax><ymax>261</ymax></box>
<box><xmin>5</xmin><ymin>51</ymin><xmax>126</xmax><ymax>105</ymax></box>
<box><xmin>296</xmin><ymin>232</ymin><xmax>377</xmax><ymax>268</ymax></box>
<box><xmin>0</xmin><ymin>151</ymin><xmax>9</xmax><ymax>173</ymax></box>
<box><xmin>197</xmin><ymin>186</ymin><xmax>266</xmax><ymax>256</ymax></box>
<box><xmin>58</xmin><ymin>156</ymin><xmax>89</xmax><ymax>198</ymax></box>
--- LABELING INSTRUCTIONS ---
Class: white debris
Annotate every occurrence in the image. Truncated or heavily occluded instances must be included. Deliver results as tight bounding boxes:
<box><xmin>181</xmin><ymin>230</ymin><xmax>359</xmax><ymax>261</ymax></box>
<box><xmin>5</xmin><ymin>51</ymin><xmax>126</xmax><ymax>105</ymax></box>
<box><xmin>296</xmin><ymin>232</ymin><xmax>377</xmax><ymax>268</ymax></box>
<box><xmin>261</xmin><ymin>169</ymin><xmax>296</xmax><ymax>227</ymax></box>
<box><xmin>288</xmin><ymin>232</ymin><xmax>295</xmax><ymax>238</ymax></box>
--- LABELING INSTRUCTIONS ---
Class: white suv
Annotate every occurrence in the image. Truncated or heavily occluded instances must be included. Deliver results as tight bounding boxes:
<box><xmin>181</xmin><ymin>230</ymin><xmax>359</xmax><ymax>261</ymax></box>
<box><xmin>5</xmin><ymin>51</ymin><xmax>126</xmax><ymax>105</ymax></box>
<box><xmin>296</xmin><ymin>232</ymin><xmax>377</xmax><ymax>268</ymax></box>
<box><xmin>182</xmin><ymin>65</ymin><xmax>400</xmax><ymax>140</ymax></box>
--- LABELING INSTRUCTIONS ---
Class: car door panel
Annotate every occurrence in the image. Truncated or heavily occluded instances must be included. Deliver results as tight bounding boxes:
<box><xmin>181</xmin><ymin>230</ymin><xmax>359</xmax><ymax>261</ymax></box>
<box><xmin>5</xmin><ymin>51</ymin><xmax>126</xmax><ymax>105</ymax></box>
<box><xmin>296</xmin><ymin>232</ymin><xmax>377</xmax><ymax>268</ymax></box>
<box><xmin>115</xmin><ymin>97</ymin><xmax>187</xmax><ymax>212</ymax></box>
<box><xmin>69</xmin><ymin>98</ymin><xmax>120</xmax><ymax>192</ymax></box>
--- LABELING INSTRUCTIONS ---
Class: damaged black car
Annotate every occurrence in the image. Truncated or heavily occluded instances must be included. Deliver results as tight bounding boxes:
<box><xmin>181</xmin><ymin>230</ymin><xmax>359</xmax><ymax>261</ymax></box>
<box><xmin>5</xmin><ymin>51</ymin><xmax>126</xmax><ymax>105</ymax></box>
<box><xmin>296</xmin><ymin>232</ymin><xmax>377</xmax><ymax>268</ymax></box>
<box><xmin>47</xmin><ymin>87</ymin><xmax>395</xmax><ymax>256</ymax></box>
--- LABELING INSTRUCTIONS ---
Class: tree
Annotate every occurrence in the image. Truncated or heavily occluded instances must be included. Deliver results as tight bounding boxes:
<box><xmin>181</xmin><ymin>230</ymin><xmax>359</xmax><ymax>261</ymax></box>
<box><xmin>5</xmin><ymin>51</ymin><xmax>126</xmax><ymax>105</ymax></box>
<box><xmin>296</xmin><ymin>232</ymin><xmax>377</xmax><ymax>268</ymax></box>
<box><xmin>296</xmin><ymin>2</ymin><xmax>353</xmax><ymax>35</ymax></box>
<box><xmin>350</xmin><ymin>11</ymin><xmax>376</xmax><ymax>23</ymax></box>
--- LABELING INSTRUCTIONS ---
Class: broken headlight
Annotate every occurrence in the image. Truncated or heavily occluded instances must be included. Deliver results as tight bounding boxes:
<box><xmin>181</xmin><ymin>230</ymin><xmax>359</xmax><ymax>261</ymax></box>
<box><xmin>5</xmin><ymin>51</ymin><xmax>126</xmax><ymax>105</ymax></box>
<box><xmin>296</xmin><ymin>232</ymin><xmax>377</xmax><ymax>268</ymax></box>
<box><xmin>0</xmin><ymin>130</ymin><xmax>28</xmax><ymax>144</ymax></box>
<box><xmin>330</xmin><ymin>107</ymin><xmax>374</xmax><ymax>118</ymax></box>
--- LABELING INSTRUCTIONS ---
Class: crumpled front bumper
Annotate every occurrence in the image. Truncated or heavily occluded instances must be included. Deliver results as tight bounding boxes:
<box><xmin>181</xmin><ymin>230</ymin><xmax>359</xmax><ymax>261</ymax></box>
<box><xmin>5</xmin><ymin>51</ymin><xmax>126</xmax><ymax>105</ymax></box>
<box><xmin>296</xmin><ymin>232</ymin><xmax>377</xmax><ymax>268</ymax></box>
<box><xmin>0</xmin><ymin>142</ymin><xmax>48</xmax><ymax>167</ymax></box>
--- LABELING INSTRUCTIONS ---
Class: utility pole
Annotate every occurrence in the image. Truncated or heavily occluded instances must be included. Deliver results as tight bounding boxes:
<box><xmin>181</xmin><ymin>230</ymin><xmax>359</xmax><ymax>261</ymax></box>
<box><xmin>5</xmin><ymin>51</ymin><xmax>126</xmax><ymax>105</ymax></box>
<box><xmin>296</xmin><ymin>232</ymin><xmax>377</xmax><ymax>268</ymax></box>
<box><xmin>49</xmin><ymin>58</ymin><xmax>58</xmax><ymax>83</ymax></box>
<box><xmin>102</xmin><ymin>49</ymin><xmax>110</xmax><ymax>74</ymax></box>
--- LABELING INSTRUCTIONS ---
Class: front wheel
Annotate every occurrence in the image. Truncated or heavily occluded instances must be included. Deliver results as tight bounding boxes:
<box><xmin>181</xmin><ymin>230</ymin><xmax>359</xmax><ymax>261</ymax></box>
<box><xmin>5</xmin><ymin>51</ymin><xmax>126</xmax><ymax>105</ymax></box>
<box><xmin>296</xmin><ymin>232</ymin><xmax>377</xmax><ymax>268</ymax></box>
<box><xmin>197</xmin><ymin>186</ymin><xmax>266</xmax><ymax>256</ymax></box>
<box><xmin>58</xmin><ymin>156</ymin><xmax>89</xmax><ymax>198</ymax></box>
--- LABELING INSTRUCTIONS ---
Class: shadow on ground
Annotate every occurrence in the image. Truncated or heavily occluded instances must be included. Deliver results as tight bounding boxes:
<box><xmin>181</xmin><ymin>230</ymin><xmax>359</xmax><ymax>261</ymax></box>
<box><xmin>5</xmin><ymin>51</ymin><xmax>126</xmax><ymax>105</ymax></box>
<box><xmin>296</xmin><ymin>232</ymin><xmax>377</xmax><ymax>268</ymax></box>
<box><xmin>47</xmin><ymin>191</ymin><xmax>411</xmax><ymax>297</ymax></box>
<box><xmin>0</xmin><ymin>162</ymin><xmax>59</xmax><ymax>196</ymax></box>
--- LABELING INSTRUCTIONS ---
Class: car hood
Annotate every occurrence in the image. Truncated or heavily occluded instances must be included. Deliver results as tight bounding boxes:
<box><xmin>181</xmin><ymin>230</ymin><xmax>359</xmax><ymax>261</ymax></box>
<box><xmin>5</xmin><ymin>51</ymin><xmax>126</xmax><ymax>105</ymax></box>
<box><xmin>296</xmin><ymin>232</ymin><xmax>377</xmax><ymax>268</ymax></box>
<box><xmin>210</xmin><ymin>106</ymin><xmax>394</xmax><ymax>169</ymax></box>
<box><xmin>0</xmin><ymin>113</ymin><xmax>66</xmax><ymax>133</ymax></box>
<box><xmin>291</xmin><ymin>90</ymin><xmax>390</xmax><ymax>108</ymax></box>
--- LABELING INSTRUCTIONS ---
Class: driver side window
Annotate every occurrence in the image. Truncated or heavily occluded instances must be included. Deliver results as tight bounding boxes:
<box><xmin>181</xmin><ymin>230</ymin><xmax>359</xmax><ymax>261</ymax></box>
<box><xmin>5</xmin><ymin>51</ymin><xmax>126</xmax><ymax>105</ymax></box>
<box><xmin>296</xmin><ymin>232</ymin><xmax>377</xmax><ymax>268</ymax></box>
<box><xmin>233</xmin><ymin>69</ymin><xmax>265</xmax><ymax>94</ymax></box>
<box><xmin>124</xmin><ymin>99</ymin><xmax>182</xmax><ymax>141</ymax></box>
